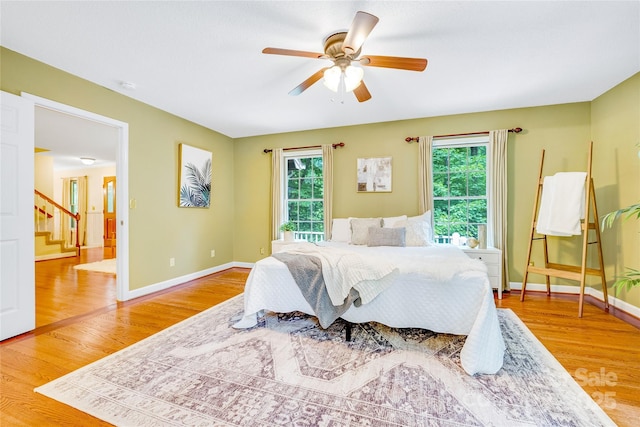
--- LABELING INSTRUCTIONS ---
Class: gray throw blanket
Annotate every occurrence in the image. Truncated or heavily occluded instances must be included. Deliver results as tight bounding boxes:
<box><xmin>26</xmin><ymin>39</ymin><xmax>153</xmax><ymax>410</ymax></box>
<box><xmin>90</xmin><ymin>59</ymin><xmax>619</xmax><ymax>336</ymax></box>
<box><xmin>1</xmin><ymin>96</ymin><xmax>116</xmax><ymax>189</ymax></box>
<box><xmin>272</xmin><ymin>252</ymin><xmax>360</xmax><ymax>328</ymax></box>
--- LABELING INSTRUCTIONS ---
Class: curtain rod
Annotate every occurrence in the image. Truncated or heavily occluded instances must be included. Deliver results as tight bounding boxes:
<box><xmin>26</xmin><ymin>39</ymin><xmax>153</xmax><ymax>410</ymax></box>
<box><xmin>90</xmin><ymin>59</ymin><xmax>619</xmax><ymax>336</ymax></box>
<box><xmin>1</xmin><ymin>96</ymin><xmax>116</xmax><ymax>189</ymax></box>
<box><xmin>405</xmin><ymin>127</ymin><xmax>522</xmax><ymax>143</ymax></box>
<box><xmin>263</xmin><ymin>142</ymin><xmax>345</xmax><ymax>153</ymax></box>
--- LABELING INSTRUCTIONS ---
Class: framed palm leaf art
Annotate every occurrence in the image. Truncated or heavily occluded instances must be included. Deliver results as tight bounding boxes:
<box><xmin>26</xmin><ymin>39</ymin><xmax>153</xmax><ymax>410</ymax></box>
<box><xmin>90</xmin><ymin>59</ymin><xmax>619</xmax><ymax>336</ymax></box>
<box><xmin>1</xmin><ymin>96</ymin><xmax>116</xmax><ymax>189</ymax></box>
<box><xmin>178</xmin><ymin>143</ymin><xmax>212</xmax><ymax>208</ymax></box>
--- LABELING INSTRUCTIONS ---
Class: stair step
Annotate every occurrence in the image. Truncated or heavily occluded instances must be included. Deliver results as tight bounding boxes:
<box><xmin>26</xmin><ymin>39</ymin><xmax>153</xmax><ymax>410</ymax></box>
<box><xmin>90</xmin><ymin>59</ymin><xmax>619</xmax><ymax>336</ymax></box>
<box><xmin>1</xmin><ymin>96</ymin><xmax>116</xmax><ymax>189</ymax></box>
<box><xmin>35</xmin><ymin>231</ymin><xmax>77</xmax><ymax>257</ymax></box>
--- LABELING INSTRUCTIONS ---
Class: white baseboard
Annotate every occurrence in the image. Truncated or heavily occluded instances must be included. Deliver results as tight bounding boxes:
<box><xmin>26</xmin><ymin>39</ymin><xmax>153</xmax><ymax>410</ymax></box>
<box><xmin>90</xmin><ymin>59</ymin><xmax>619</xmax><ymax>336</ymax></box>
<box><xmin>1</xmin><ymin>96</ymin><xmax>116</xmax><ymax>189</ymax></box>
<box><xmin>233</xmin><ymin>261</ymin><xmax>255</xmax><ymax>269</ymax></box>
<box><xmin>510</xmin><ymin>281</ymin><xmax>640</xmax><ymax>319</ymax></box>
<box><xmin>35</xmin><ymin>252</ymin><xmax>77</xmax><ymax>261</ymax></box>
<box><xmin>123</xmin><ymin>261</ymin><xmax>239</xmax><ymax>301</ymax></box>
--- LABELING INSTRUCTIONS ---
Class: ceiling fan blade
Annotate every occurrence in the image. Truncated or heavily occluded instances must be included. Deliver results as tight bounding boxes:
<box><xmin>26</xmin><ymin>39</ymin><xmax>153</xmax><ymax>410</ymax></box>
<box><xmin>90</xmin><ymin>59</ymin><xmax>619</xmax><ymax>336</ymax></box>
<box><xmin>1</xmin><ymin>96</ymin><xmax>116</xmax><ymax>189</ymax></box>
<box><xmin>360</xmin><ymin>55</ymin><xmax>428</xmax><ymax>72</ymax></box>
<box><xmin>288</xmin><ymin>68</ymin><xmax>330</xmax><ymax>96</ymax></box>
<box><xmin>353</xmin><ymin>81</ymin><xmax>372</xmax><ymax>102</ymax></box>
<box><xmin>342</xmin><ymin>11</ymin><xmax>379</xmax><ymax>55</ymax></box>
<box><xmin>262</xmin><ymin>47</ymin><xmax>326</xmax><ymax>59</ymax></box>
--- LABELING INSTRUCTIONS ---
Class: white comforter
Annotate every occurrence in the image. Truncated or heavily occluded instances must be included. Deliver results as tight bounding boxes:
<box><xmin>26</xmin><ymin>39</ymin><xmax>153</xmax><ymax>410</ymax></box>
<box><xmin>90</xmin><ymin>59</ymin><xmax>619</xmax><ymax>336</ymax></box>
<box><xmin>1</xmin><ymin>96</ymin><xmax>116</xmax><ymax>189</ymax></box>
<box><xmin>278</xmin><ymin>243</ymin><xmax>399</xmax><ymax>306</ymax></box>
<box><xmin>234</xmin><ymin>242</ymin><xmax>505</xmax><ymax>375</ymax></box>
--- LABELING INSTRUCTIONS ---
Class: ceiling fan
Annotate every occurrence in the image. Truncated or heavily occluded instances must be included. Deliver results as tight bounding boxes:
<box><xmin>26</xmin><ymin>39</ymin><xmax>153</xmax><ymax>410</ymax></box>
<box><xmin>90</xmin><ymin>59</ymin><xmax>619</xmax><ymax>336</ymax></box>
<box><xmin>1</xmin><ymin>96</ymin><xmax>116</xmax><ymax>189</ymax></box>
<box><xmin>263</xmin><ymin>11</ymin><xmax>428</xmax><ymax>102</ymax></box>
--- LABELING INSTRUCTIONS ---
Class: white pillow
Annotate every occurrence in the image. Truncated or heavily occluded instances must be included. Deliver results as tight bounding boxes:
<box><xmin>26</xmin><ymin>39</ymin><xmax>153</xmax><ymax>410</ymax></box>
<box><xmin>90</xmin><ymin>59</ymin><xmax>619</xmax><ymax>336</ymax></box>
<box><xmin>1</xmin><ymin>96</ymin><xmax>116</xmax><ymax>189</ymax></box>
<box><xmin>394</xmin><ymin>211</ymin><xmax>433</xmax><ymax>246</ymax></box>
<box><xmin>383</xmin><ymin>215</ymin><xmax>407</xmax><ymax>228</ymax></box>
<box><xmin>330</xmin><ymin>218</ymin><xmax>352</xmax><ymax>242</ymax></box>
<box><xmin>350</xmin><ymin>218</ymin><xmax>382</xmax><ymax>245</ymax></box>
<box><xmin>419</xmin><ymin>210</ymin><xmax>434</xmax><ymax>242</ymax></box>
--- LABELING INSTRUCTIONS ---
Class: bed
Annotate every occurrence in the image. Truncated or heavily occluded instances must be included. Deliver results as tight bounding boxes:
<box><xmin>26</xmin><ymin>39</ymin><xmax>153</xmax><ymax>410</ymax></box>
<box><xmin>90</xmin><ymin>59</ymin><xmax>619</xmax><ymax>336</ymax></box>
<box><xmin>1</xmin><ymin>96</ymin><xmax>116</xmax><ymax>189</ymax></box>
<box><xmin>233</xmin><ymin>240</ymin><xmax>505</xmax><ymax>375</ymax></box>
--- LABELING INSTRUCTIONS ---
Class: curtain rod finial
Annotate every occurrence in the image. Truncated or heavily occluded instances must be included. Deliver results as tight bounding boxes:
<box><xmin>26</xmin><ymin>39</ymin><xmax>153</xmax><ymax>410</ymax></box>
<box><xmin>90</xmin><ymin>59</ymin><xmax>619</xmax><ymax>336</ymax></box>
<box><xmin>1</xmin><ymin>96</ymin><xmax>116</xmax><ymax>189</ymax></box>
<box><xmin>405</xmin><ymin>137</ymin><xmax>419</xmax><ymax>143</ymax></box>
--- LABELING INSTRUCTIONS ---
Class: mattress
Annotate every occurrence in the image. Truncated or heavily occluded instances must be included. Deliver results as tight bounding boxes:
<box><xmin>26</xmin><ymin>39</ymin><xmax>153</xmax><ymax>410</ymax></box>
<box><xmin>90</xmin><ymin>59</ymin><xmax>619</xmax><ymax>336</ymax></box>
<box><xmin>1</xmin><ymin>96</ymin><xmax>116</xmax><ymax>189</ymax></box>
<box><xmin>234</xmin><ymin>242</ymin><xmax>505</xmax><ymax>375</ymax></box>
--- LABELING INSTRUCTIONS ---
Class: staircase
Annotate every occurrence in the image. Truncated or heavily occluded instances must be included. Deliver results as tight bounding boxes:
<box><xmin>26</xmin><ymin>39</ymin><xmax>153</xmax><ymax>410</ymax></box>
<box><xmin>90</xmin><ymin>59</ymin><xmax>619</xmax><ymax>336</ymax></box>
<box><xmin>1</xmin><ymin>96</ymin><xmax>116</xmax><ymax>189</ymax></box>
<box><xmin>34</xmin><ymin>189</ymin><xmax>80</xmax><ymax>261</ymax></box>
<box><xmin>35</xmin><ymin>231</ymin><xmax>78</xmax><ymax>261</ymax></box>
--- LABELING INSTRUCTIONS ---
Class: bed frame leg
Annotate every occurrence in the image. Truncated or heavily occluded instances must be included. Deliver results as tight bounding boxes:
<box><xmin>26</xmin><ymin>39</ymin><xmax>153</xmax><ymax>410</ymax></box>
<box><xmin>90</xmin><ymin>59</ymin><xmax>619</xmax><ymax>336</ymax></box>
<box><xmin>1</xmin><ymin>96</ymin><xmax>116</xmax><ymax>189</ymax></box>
<box><xmin>345</xmin><ymin>322</ymin><xmax>352</xmax><ymax>341</ymax></box>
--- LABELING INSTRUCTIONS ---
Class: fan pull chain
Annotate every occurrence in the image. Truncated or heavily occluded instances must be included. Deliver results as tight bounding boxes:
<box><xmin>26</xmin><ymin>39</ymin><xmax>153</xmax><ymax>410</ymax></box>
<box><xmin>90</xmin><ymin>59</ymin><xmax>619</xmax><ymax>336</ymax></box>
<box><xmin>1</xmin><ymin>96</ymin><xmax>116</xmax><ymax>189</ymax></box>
<box><xmin>331</xmin><ymin>71</ymin><xmax>347</xmax><ymax>104</ymax></box>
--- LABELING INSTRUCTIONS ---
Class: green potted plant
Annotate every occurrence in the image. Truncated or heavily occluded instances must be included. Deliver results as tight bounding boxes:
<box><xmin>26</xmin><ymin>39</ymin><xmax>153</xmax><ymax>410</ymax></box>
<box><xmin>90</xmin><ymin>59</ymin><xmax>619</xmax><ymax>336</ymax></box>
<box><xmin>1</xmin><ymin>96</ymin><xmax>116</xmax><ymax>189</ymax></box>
<box><xmin>280</xmin><ymin>221</ymin><xmax>296</xmax><ymax>242</ymax></box>
<box><xmin>602</xmin><ymin>202</ymin><xmax>640</xmax><ymax>291</ymax></box>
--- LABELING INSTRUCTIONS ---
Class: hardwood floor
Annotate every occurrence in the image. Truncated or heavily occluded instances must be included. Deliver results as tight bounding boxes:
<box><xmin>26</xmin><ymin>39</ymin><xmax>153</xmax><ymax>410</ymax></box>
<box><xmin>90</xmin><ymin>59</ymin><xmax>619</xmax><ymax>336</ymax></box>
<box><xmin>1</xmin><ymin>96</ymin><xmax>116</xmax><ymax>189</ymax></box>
<box><xmin>1</xmin><ymin>258</ymin><xmax>639</xmax><ymax>426</ymax></box>
<box><xmin>497</xmin><ymin>293</ymin><xmax>640</xmax><ymax>426</ymax></box>
<box><xmin>35</xmin><ymin>248</ymin><xmax>116</xmax><ymax>327</ymax></box>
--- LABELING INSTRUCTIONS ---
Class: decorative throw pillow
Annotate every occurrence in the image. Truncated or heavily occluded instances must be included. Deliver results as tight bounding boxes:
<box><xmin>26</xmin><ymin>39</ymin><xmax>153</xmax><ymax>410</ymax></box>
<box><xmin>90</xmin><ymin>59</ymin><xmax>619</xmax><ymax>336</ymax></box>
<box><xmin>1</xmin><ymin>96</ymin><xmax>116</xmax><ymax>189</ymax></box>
<box><xmin>419</xmin><ymin>210</ymin><xmax>434</xmax><ymax>243</ymax></box>
<box><xmin>330</xmin><ymin>218</ymin><xmax>352</xmax><ymax>242</ymax></box>
<box><xmin>382</xmin><ymin>215</ymin><xmax>407</xmax><ymax>228</ymax></box>
<box><xmin>394</xmin><ymin>211</ymin><xmax>433</xmax><ymax>246</ymax></box>
<box><xmin>350</xmin><ymin>218</ymin><xmax>382</xmax><ymax>245</ymax></box>
<box><xmin>367</xmin><ymin>226</ymin><xmax>406</xmax><ymax>247</ymax></box>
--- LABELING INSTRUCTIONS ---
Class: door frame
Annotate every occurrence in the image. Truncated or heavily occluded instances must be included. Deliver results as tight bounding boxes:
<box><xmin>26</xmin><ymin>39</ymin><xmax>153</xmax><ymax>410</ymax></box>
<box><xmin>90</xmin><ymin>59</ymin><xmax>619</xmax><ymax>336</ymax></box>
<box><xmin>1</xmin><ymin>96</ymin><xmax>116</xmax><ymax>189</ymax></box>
<box><xmin>23</xmin><ymin>93</ymin><xmax>131</xmax><ymax>301</ymax></box>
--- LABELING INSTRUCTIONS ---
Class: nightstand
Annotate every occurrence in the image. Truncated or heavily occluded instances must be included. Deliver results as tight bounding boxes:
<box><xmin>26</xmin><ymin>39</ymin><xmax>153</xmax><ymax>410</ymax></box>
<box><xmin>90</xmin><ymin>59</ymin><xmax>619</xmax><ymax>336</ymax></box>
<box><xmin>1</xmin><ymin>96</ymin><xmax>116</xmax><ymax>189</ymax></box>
<box><xmin>462</xmin><ymin>246</ymin><xmax>503</xmax><ymax>299</ymax></box>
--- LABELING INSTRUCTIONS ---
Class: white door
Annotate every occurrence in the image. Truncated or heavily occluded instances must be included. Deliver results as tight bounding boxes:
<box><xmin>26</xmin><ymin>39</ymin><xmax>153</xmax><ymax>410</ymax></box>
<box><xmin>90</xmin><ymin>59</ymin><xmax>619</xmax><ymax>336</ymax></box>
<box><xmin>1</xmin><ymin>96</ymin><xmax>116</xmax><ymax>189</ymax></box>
<box><xmin>1</xmin><ymin>91</ymin><xmax>35</xmax><ymax>340</ymax></box>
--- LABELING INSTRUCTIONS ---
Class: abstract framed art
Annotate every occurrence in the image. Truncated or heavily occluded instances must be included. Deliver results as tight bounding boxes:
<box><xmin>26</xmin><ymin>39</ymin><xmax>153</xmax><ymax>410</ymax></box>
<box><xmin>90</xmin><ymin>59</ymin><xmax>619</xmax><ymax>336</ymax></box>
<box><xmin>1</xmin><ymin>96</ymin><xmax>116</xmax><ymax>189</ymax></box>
<box><xmin>357</xmin><ymin>157</ymin><xmax>392</xmax><ymax>192</ymax></box>
<box><xmin>178</xmin><ymin>143</ymin><xmax>212</xmax><ymax>208</ymax></box>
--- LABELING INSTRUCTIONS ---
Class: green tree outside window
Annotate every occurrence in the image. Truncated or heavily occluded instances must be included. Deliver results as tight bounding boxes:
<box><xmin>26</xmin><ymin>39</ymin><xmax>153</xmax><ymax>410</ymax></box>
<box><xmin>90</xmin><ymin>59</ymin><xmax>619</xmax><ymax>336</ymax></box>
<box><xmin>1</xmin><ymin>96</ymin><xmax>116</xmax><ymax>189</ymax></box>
<box><xmin>433</xmin><ymin>144</ymin><xmax>487</xmax><ymax>242</ymax></box>
<box><xmin>285</xmin><ymin>155</ymin><xmax>324</xmax><ymax>240</ymax></box>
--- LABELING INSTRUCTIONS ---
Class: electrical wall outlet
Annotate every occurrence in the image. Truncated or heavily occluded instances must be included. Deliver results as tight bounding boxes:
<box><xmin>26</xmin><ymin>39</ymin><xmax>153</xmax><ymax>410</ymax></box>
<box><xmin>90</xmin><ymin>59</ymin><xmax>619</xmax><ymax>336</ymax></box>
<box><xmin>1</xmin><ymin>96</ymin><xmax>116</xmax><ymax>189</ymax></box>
<box><xmin>210</xmin><ymin>249</ymin><xmax>216</xmax><ymax>258</ymax></box>
<box><xmin>260</xmin><ymin>247</ymin><xmax>265</xmax><ymax>255</ymax></box>
<box><xmin>169</xmin><ymin>257</ymin><xmax>175</xmax><ymax>267</ymax></box>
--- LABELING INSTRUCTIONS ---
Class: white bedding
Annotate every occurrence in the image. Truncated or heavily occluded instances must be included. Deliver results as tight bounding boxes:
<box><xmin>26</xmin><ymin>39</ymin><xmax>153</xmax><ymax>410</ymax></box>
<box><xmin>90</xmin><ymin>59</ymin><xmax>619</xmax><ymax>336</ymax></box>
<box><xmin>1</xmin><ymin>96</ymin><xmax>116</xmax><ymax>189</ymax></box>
<box><xmin>279</xmin><ymin>243</ymin><xmax>399</xmax><ymax>306</ymax></box>
<box><xmin>234</xmin><ymin>242</ymin><xmax>505</xmax><ymax>375</ymax></box>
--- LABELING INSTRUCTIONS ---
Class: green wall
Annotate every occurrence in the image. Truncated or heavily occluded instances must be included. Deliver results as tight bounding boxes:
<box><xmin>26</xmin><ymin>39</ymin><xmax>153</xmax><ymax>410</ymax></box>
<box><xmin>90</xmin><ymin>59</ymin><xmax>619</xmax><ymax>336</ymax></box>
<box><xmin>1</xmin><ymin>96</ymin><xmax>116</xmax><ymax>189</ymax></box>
<box><xmin>1</xmin><ymin>47</ymin><xmax>236</xmax><ymax>291</ymax></box>
<box><xmin>591</xmin><ymin>73</ymin><xmax>640</xmax><ymax>308</ymax></box>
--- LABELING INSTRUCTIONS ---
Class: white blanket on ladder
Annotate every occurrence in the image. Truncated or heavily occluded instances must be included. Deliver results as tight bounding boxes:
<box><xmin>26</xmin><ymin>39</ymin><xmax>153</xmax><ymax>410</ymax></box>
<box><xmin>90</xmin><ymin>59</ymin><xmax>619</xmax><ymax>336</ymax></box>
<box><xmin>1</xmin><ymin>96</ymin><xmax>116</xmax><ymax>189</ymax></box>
<box><xmin>536</xmin><ymin>172</ymin><xmax>587</xmax><ymax>236</ymax></box>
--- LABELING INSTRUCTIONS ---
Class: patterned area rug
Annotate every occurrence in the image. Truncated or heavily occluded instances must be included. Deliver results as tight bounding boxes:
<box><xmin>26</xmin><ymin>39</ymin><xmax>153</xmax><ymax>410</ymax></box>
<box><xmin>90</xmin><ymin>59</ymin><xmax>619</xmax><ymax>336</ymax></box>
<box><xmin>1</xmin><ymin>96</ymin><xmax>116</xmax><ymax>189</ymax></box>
<box><xmin>73</xmin><ymin>258</ymin><xmax>116</xmax><ymax>274</ymax></box>
<box><xmin>36</xmin><ymin>295</ymin><xmax>614</xmax><ymax>426</ymax></box>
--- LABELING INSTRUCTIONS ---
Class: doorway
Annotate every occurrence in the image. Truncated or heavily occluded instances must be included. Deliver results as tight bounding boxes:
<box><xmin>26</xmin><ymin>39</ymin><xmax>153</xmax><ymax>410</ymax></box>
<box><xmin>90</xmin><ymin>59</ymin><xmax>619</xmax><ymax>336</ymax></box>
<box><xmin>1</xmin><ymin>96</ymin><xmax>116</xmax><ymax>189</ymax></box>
<box><xmin>24</xmin><ymin>93</ymin><xmax>130</xmax><ymax>327</ymax></box>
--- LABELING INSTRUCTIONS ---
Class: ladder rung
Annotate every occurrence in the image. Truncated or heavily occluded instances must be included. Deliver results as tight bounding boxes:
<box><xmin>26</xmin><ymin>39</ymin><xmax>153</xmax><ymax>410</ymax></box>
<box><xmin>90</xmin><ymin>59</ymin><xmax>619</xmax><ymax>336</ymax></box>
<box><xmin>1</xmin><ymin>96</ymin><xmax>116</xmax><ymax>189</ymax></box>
<box><xmin>527</xmin><ymin>263</ymin><xmax>604</xmax><ymax>282</ymax></box>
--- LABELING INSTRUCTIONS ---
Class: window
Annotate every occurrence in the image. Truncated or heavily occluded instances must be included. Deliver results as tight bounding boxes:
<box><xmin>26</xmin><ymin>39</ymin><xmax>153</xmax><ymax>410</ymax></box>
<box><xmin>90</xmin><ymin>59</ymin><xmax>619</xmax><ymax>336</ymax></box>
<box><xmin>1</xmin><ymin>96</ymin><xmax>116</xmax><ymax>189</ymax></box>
<box><xmin>283</xmin><ymin>150</ymin><xmax>324</xmax><ymax>242</ymax></box>
<box><xmin>69</xmin><ymin>179</ymin><xmax>78</xmax><ymax>229</ymax></box>
<box><xmin>432</xmin><ymin>137</ymin><xmax>489</xmax><ymax>243</ymax></box>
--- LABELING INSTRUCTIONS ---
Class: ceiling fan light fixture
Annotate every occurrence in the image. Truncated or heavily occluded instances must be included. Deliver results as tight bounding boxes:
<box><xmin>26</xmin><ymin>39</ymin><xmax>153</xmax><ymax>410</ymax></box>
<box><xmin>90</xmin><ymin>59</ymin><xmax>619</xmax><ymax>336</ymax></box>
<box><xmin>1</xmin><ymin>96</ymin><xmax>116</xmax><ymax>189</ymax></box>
<box><xmin>322</xmin><ymin>66</ymin><xmax>341</xmax><ymax>92</ymax></box>
<box><xmin>80</xmin><ymin>157</ymin><xmax>95</xmax><ymax>165</ymax></box>
<box><xmin>343</xmin><ymin>65</ymin><xmax>364</xmax><ymax>91</ymax></box>
<box><xmin>323</xmin><ymin>65</ymin><xmax>364</xmax><ymax>93</ymax></box>
<box><xmin>263</xmin><ymin>11</ymin><xmax>425</xmax><ymax>102</ymax></box>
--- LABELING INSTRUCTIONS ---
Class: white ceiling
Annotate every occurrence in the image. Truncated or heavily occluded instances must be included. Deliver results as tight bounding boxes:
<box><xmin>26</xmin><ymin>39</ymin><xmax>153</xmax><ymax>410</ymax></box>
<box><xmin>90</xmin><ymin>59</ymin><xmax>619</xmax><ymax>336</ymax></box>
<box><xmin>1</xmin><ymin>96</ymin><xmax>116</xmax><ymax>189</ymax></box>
<box><xmin>2</xmin><ymin>1</ymin><xmax>639</xmax><ymax>145</ymax></box>
<box><xmin>34</xmin><ymin>107</ymin><xmax>118</xmax><ymax>170</ymax></box>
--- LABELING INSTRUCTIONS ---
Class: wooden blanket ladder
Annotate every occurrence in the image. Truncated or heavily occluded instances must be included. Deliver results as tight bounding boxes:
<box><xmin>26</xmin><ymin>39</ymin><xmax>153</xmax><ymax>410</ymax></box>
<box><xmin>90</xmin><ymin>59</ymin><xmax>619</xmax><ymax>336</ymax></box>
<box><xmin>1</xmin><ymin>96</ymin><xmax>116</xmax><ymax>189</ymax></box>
<box><xmin>520</xmin><ymin>142</ymin><xmax>609</xmax><ymax>317</ymax></box>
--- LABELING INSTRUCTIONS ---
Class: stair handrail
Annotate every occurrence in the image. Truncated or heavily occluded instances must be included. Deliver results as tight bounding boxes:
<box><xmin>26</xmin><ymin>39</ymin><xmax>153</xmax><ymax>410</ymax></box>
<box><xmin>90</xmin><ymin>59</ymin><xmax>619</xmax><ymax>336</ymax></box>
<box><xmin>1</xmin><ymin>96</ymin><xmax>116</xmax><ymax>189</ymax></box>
<box><xmin>34</xmin><ymin>189</ymin><xmax>81</xmax><ymax>254</ymax></box>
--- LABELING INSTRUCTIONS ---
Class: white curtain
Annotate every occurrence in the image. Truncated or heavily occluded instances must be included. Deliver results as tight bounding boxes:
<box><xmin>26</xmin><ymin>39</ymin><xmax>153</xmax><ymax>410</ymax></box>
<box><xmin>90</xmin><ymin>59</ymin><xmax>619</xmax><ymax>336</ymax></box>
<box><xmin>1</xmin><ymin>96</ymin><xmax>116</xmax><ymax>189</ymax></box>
<box><xmin>322</xmin><ymin>144</ymin><xmax>334</xmax><ymax>240</ymax></box>
<box><xmin>270</xmin><ymin>148</ymin><xmax>283</xmax><ymax>241</ymax></box>
<box><xmin>418</xmin><ymin>136</ymin><xmax>434</xmax><ymax>216</ymax></box>
<box><xmin>61</xmin><ymin>177</ymin><xmax>71</xmax><ymax>246</ymax></box>
<box><xmin>77</xmin><ymin>176</ymin><xmax>88</xmax><ymax>246</ymax></box>
<box><xmin>489</xmin><ymin>129</ymin><xmax>510</xmax><ymax>291</ymax></box>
